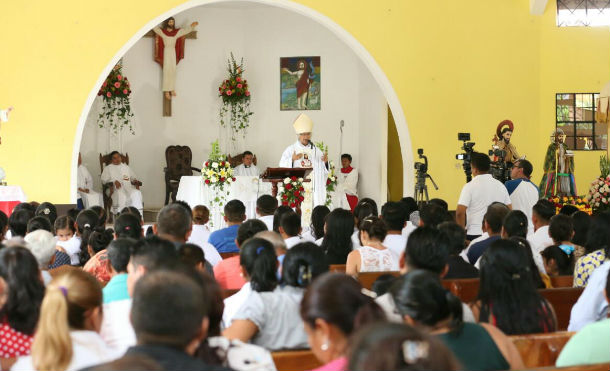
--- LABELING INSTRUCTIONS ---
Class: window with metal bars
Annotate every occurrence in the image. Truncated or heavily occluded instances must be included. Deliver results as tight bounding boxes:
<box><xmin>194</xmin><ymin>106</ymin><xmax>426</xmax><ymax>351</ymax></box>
<box><xmin>556</xmin><ymin>93</ymin><xmax>606</xmax><ymax>150</ymax></box>
<box><xmin>557</xmin><ymin>0</ymin><xmax>610</xmax><ymax>26</ymax></box>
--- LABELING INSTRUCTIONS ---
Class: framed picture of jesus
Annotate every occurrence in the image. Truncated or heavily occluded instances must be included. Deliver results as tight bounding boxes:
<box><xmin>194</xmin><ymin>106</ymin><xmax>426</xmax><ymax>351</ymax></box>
<box><xmin>280</xmin><ymin>56</ymin><xmax>321</xmax><ymax>111</ymax></box>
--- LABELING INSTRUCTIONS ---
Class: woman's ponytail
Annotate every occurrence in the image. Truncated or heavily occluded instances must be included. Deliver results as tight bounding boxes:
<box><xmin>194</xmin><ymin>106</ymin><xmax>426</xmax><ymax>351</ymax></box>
<box><xmin>32</xmin><ymin>286</ymin><xmax>72</xmax><ymax>371</ymax></box>
<box><xmin>240</xmin><ymin>238</ymin><xmax>278</xmax><ymax>292</ymax></box>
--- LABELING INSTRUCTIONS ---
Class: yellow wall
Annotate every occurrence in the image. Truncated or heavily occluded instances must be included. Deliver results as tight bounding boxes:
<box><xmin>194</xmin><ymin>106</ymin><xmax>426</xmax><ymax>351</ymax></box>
<box><xmin>0</xmin><ymin>0</ymin><xmax>608</xmax><ymax>205</ymax></box>
<box><xmin>387</xmin><ymin>106</ymin><xmax>403</xmax><ymax>200</ymax></box>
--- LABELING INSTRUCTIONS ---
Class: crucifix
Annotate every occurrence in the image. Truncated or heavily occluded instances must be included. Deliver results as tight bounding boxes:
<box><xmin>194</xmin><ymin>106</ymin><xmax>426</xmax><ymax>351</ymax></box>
<box><xmin>144</xmin><ymin>17</ymin><xmax>198</xmax><ymax>117</ymax></box>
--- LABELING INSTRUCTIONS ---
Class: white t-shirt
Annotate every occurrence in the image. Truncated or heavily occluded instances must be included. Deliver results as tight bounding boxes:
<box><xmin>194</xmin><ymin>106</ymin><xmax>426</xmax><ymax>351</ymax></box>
<box><xmin>383</xmin><ymin>234</ymin><xmax>407</xmax><ymax>261</ymax></box>
<box><xmin>457</xmin><ymin>174</ymin><xmax>512</xmax><ymax>235</ymax></box>
<box><xmin>257</xmin><ymin>215</ymin><xmax>274</xmax><ymax>231</ymax></box>
<box><xmin>284</xmin><ymin>236</ymin><xmax>305</xmax><ymax>249</ymax></box>
<box><xmin>568</xmin><ymin>261</ymin><xmax>610</xmax><ymax>332</ymax></box>
<box><xmin>100</xmin><ymin>298</ymin><xmax>136</xmax><ymax>354</ymax></box>
<box><xmin>506</xmin><ymin>178</ymin><xmax>539</xmax><ymax>235</ymax></box>
<box><xmin>188</xmin><ymin>224</ymin><xmax>222</xmax><ymax>267</ymax></box>
<box><xmin>223</xmin><ymin>282</ymin><xmax>252</xmax><ymax>329</ymax></box>
<box><xmin>56</xmin><ymin>235</ymin><xmax>82</xmax><ymax>265</ymax></box>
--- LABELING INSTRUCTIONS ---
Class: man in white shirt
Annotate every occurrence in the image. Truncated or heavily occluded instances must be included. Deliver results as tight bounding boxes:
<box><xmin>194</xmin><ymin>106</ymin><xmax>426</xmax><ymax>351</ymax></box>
<box><xmin>233</xmin><ymin>151</ymin><xmax>259</xmax><ymax>176</ymax></box>
<box><xmin>101</xmin><ymin>151</ymin><xmax>143</xmax><ymax>216</ymax></box>
<box><xmin>279</xmin><ymin>211</ymin><xmax>304</xmax><ymax>249</ymax></box>
<box><xmin>381</xmin><ymin>201</ymin><xmax>407</xmax><ymax>261</ymax></box>
<box><xmin>255</xmin><ymin>195</ymin><xmax>277</xmax><ymax>231</ymax></box>
<box><xmin>505</xmin><ymin>159</ymin><xmax>539</xmax><ymax>236</ymax></box>
<box><xmin>528</xmin><ymin>199</ymin><xmax>555</xmax><ymax>256</ymax></box>
<box><xmin>456</xmin><ymin>152</ymin><xmax>512</xmax><ymax>241</ymax></box>
<box><xmin>568</xmin><ymin>260</ymin><xmax>610</xmax><ymax>332</ymax></box>
<box><xmin>77</xmin><ymin>153</ymin><xmax>103</xmax><ymax>209</ymax></box>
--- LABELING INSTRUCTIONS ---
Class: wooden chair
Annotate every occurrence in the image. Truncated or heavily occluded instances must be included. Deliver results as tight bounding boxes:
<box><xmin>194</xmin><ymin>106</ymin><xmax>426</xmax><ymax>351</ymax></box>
<box><xmin>540</xmin><ymin>287</ymin><xmax>584</xmax><ymax>331</ymax></box>
<box><xmin>356</xmin><ymin>271</ymin><xmax>401</xmax><ymax>290</ymax></box>
<box><xmin>550</xmin><ymin>275</ymin><xmax>574</xmax><ymax>288</ymax></box>
<box><xmin>220</xmin><ymin>252</ymin><xmax>239</xmax><ymax>259</ymax></box>
<box><xmin>510</xmin><ymin>331</ymin><xmax>574</xmax><ymax>369</ymax></box>
<box><xmin>227</xmin><ymin>153</ymin><xmax>258</xmax><ymax>168</ymax></box>
<box><xmin>271</xmin><ymin>350</ymin><xmax>321</xmax><ymax>371</ymax></box>
<box><xmin>99</xmin><ymin>152</ymin><xmax>130</xmax><ymax>220</ymax></box>
<box><xmin>329</xmin><ymin>264</ymin><xmax>346</xmax><ymax>273</ymax></box>
<box><xmin>441</xmin><ymin>278</ymin><xmax>480</xmax><ymax>303</ymax></box>
<box><xmin>164</xmin><ymin>145</ymin><xmax>200</xmax><ymax>205</ymax></box>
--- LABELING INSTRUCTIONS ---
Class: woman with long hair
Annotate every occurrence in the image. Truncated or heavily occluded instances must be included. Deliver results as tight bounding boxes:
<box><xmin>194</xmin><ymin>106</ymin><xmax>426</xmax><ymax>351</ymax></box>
<box><xmin>391</xmin><ymin>269</ymin><xmax>524</xmax><ymax>370</ymax></box>
<box><xmin>320</xmin><ymin>208</ymin><xmax>354</xmax><ymax>265</ymax></box>
<box><xmin>346</xmin><ymin>217</ymin><xmax>398</xmax><ymax>275</ymax></box>
<box><xmin>304</xmin><ymin>205</ymin><xmax>330</xmax><ymax>242</ymax></box>
<box><xmin>223</xmin><ymin>241</ymin><xmax>328</xmax><ymax>350</ymax></box>
<box><xmin>300</xmin><ymin>273</ymin><xmax>385</xmax><ymax>371</ymax></box>
<box><xmin>474</xmin><ymin>239</ymin><xmax>557</xmax><ymax>335</ymax></box>
<box><xmin>12</xmin><ymin>269</ymin><xmax>118</xmax><ymax>370</ymax></box>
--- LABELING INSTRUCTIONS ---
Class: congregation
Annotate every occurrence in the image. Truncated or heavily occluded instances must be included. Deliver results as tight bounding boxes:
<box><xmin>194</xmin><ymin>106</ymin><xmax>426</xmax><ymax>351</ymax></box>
<box><xmin>0</xmin><ymin>151</ymin><xmax>609</xmax><ymax>371</ymax></box>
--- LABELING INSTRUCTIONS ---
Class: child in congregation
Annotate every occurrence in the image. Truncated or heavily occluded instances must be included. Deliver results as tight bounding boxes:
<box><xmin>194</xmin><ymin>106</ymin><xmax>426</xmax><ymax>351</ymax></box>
<box><xmin>53</xmin><ymin>215</ymin><xmax>80</xmax><ymax>268</ymax></box>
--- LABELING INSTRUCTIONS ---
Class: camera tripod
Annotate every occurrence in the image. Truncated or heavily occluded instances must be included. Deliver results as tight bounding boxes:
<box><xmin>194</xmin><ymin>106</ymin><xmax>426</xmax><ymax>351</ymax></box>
<box><xmin>414</xmin><ymin>171</ymin><xmax>439</xmax><ymax>207</ymax></box>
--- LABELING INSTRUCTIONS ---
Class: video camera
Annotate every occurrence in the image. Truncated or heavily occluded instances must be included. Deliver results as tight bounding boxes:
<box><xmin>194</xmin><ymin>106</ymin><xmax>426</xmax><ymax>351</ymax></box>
<box><xmin>488</xmin><ymin>148</ymin><xmax>512</xmax><ymax>183</ymax></box>
<box><xmin>414</xmin><ymin>148</ymin><xmax>428</xmax><ymax>173</ymax></box>
<box><xmin>455</xmin><ymin>133</ymin><xmax>475</xmax><ymax>182</ymax></box>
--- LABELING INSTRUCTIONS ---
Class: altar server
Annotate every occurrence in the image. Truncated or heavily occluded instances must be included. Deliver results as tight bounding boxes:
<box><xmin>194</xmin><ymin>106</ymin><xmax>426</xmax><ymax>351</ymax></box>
<box><xmin>279</xmin><ymin>114</ymin><xmax>328</xmax><ymax>207</ymax></box>
<box><xmin>336</xmin><ymin>153</ymin><xmax>359</xmax><ymax>211</ymax></box>
<box><xmin>77</xmin><ymin>153</ymin><xmax>103</xmax><ymax>209</ymax></box>
<box><xmin>101</xmin><ymin>151</ymin><xmax>143</xmax><ymax>215</ymax></box>
<box><xmin>233</xmin><ymin>151</ymin><xmax>259</xmax><ymax>176</ymax></box>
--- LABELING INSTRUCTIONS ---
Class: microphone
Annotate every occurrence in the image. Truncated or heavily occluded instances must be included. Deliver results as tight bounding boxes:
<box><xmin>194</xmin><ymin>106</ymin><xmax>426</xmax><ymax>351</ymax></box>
<box><xmin>340</xmin><ymin>119</ymin><xmax>345</xmax><ymax>131</ymax></box>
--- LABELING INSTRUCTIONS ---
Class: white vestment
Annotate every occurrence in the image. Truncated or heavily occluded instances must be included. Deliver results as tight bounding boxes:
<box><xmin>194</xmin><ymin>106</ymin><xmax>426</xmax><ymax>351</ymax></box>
<box><xmin>153</xmin><ymin>25</ymin><xmax>195</xmax><ymax>92</ymax></box>
<box><xmin>77</xmin><ymin>164</ymin><xmax>103</xmax><ymax>208</ymax></box>
<box><xmin>101</xmin><ymin>163</ymin><xmax>143</xmax><ymax>214</ymax></box>
<box><xmin>279</xmin><ymin>141</ymin><xmax>328</xmax><ymax>207</ymax></box>
<box><xmin>334</xmin><ymin>167</ymin><xmax>358</xmax><ymax>209</ymax></box>
<box><xmin>233</xmin><ymin>164</ymin><xmax>259</xmax><ymax>177</ymax></box>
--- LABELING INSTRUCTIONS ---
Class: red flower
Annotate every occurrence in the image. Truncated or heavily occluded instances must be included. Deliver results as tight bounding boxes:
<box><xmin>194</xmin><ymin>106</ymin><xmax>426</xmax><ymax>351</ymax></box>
<box><xmin>290</xmin><ymin>202</ymin><xmax>296</xmax><ymax>208</ymax></box>
<box><xmin>294</xmin><ymin>191</ymin><xmax>300</xmax><ymax>197</ymax></box>
<box><xmin>219</xmin><ymin>87</ymin><xmax>222</xmax><ymax>91</ymax></box>
<box><xmin>326</xmin><ymin>179</ymin><xmax>331</xmax><ymax>185</ymax></box>
<box><xmin>221</xmin><ymin>161</ymin><xmax>225</xmax><ymax>166</ymax></box>
<box><xmin>299</xmin><ymin>187</ymin><xmax>304</xmax><ymax>192</ymax></box>
<box><xmin>236</xmin><ymin>77</ymin><xmax>242</xmax><ymax>82</ymax></box>
<box><xmin>285</xmin><ymin>184</ymin><xmax>293</xmax><ymax>190</ymax></box>
<box><xmin>205</xmin><ymin>162</ymin><xmax>209</xmax><ymax>167</ymax></box>
<box><xmin>117</xmin><ymin>75</ymin><xmax>123</xmax><ymax>80</ymax></box>
<box><xmin>282</xmin><ymin>201</ymin><xmax>289</xmax><ymax>206</ymax></box>
<box><xmin>226</xmin><ymin>90</ymin><xmax>232</xmax><ymax>96</ymax></box>
<box><xmin>245</xmin><ymin>91</ymin><xmax>250</xmax><ymax>97</ymax></box>
<box><xmin>237</xmin><ymin>83</ymin><xmax>243</xmax><ymax>89</ymax></box>
<box><xmin>232</xmin><ymin>177</ymin><xmax>236</xmax><ymax>182</ymax></box>
<box><xmin>220</xmin><ymin>177</ymin><xmax>225</xmax><ymax>182</ymax></box>
<box><xmin>205</xmin><ymin>179</ymin><xmax>210</xmax><ymax>184</ymax></box>
<box><xmin>114</xmin><ymin>82</ymin><xmax>121</xmax><ymax>88</ymax></box>
<box><xmin>282</xmin><ymin>194</ymin><xmax>288</xmax><ymax>200</ymax></box>
<box><xmin>299</xmin><ymin>196</ymin><xmax>305</xmax><ymax>202</ymax></box>
<box><xmin>106</xmin><ymin>92</ymin><xmax>112</xmax><ymax>97</ymax></box>
<box><xmin>291</xmin><ymin>176</ymin><xmax>297</xmax><ymax>181</ymax></box>
<box><xmin>123</xmin><ymin>89</ymin><xmax>128</xmax><ymax>94</ymax></box>
<box><xmin>102</xmin><ymin>81</ymin><xmax>107</xmax><ymax>87</ymax></box>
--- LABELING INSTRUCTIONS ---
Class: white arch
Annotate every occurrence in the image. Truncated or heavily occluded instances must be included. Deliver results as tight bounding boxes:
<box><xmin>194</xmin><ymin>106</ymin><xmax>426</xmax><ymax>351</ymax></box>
<box><xmin>71</xmin><ymin>0</ymin><xmax>414</xmax><ymax>202</ymax></box>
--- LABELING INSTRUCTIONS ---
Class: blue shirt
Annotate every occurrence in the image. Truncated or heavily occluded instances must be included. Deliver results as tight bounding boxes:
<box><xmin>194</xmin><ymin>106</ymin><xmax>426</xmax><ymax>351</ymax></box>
<box><xmin>208</xmin><ymin>224</ymin><xmax>240</xmax><ymax>253</ymax></box>
<box><xmin>467</xmin><ymin>235</ymin><xmax>501</xmax><ymax>265</ymax></box>
<box><xmin>103</xmin><ymin>273</ymin><xmax>129</xmax><ymax>304</ymax></box>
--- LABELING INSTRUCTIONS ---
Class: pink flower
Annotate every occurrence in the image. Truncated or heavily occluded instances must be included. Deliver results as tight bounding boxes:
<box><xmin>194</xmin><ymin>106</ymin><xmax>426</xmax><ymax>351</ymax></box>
<box><xmin>123</xmin><ymin>89</ymin><xmax>128</xmax><ymax>94</ymax></box>
<box><xmin>226</xmin><ymin>90</ymin><xmax>232</xmax><ymax>96</ymax></box>
<box><xmin>117</xmin><ymin>75</ymin><xmax>123</xmax><ymax>81</ymax></box>
<box><xmin>114</xmin><ymin>82</ymin><xmax>120</xmax><ymax>88</ymax></box>
<box><xmin>106</xmin><ymin>92</ymin><xmax>112</xmax><ymax>97</ymax></box>
<box><xmin>237</xmin><ymin>83</ymin><xmax>243</xmax><ymax>89</ymax></box>
<box><xmin>102</xmin><ymin>81</ymin><xmax>107</xmax><ymax>87</ymax></box>
<box><xmin>236</xmin><ymin>77</ymin><xmax>242</xmax><ymax>82</ymax></box>
<box><xmin>245</xmin><ymin>91</ymin><xmax>250</xmax><ymax>97</ymax></box>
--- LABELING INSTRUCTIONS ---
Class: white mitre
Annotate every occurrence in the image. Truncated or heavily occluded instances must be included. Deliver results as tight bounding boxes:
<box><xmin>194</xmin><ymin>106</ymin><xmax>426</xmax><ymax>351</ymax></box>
<box><xmin>293</xmin><ymin>113</ymin><xmax>313</xmax><ymax>134</ymax></box>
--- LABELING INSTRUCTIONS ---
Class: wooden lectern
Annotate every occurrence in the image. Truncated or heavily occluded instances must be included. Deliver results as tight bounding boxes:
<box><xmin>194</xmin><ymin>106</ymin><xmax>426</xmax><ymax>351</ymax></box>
<box><xmin>261</xmin><ymin>167</ymin><xmax>313</xmax><ymax>197</ymax></box>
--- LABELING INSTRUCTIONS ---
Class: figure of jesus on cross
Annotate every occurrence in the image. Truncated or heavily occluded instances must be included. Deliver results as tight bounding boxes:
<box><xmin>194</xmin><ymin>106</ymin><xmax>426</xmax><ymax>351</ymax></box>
<box><xmin>153</xmin><ymin>17</ymin><xmax>198</xmax><ymax>101</ymax></box>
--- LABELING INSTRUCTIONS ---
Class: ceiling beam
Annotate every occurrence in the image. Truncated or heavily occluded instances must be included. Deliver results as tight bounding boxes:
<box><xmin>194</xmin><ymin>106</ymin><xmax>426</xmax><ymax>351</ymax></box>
<box><xmin>530</xmin><ymin>0</ymin><xmax>550</xmax><ymax>15</ymax></box>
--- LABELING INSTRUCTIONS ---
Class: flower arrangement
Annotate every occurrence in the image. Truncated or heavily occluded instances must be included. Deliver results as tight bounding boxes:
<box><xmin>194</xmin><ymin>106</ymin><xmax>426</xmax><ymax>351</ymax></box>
<box><xmin>585</xmin><ymin>176</ymin><xmax>610</xmax><ymax>213</ymax></box>
<box><xmin>278</xmin><ymin>176</ymin><xmax>305</xmax><ymax>208</ymax></box>
<box><xmin>548</xmin><ymin>195</ymin><xmax>592</xmax><ymax>215</ymax></box>
<box><xmin>202</xmin><ymin>141</ymin><xmax>235</xmax><ymax>210</ymax></box>
<box><xmin>325</xmin><ymin>161</ymin><xmax>337</xmax><ymax>207</ymax></box>
<box><xmin>218</xmin><ymin>53</ymin><xmax>253</xmax><ymax>141</ymax></box>
<box><xmin>97</xmin><ymin>63</ymin><xmax>134</xmax><ymax>134</ymax></box>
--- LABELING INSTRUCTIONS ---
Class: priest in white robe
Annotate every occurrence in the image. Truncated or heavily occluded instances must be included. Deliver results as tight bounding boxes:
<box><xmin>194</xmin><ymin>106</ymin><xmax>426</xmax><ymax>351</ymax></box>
<box><xmin>77</xmin><ymin>153</ymin><xmax>103</xmax><ymax>209</ymax></box>
<box><xmin>335</xmin><ymin>153</ymin><xmax>359</xmax><ymax>211</ymax></box>
<box><xmin>101</xmin><ymin>151</ymin><xmax>143</xmax><ymax>215</ymax></box>
<box><xmin>279</xmin><ymin>113</ymin><xmax>329</xmax><ymax>207</ymax></box>
<box><xmin>233</xmin><ymin>150</ymin><xmax>259</xmax><ymax>176</ymax></box>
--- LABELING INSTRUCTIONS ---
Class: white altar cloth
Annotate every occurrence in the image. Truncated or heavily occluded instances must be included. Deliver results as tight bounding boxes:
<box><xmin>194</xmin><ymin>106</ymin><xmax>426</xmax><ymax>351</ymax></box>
<box><xmin>0</xmin><ymin>185</ymin><xmax>27</xmax><ymax>202</ymax></box>
<box><xmin>176</xmin><ymin>176</ymin><xmax>271</xmax><ymax>231</ymax></box>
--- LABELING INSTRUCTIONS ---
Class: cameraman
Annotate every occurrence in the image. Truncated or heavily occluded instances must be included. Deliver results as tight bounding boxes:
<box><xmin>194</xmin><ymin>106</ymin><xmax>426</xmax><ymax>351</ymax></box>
<box><xmin>456</xmin><ymin>152</ymin><xmax>512</xmax><ymax>241</ymax></box>
<box><xmin>505</xmin><ymin>159</ymin><xmax>538</xmax><ymax>236</ymax></box>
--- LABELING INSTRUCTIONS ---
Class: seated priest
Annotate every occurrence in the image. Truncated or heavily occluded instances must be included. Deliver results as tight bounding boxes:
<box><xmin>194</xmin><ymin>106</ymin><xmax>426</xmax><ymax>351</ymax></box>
<box><xmin>101</xmin><ymin>151</ymin><xmax>143</xmax><ymax>216</ymax></box>
<box><xmin>233</xmin><ymin>150</ymin><xmax>259</xmax><ymax>176</ymax></box>
<box><xmin>77</xmin><ymin>152</ymin><xmax>103</xmax><ymax>209</ymax></box>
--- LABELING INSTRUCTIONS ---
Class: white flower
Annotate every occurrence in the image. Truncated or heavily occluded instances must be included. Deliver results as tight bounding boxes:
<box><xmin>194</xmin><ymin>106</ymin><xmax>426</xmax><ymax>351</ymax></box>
<box><xmin>225</xmin><ymin>162</ymin><xmax>231</xmax><ymax>168</ymax></box>
<box><xmin>211</xmin><ymin>177</ymin><xmax>218</xmax><ymax>183</ymax></box>
<box><xmin>596</xmin><ymin>202</ymin><xmax>600</xmax><ymax>207</ymax></box>
<box><xmin>212</xmin><ymin>162</ymin><xmax>219</xmax><ymax>169</ymax></box>
<box><xmin>298</xmin><ymin>177</ymin><xmax>303</xmax><ymax>182</ymax></box>
<box><xmin>284</xmin><ymin>177</ymin><xmax>291</xmax><ymax>184</ymax></box>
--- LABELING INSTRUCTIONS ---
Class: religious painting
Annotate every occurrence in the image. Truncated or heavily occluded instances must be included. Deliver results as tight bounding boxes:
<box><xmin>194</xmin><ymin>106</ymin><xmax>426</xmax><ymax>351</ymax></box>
<box><xmin>280</xmin><ymin>56</ymin><xmax>321</xmax><ymax>111</ymax></box>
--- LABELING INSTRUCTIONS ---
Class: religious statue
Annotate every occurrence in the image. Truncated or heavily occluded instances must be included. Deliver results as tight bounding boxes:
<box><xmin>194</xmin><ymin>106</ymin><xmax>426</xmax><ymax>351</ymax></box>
<box><xmin>153</xmin><ymin>17</ymin><xmax>198</xmax><ymax>100</ymax></box>
<box><xmin>282</xmin><ymin>59</ymin><xmax>313</xmax><ymax>110</ymax></box>
<box><xmin>0</xmin><ymin>106</ymin><xmax>13</xmax><ymax>145</ymax></box>
<box><xmin>279</xmin><ymin>113</ymin><xmax>329</xmax><ymax>207</ymax></box>
<box><xmin>491</xmin><ymin>119</ymin><xmax>520</xmax><ymax>165</ymax></box>
<box><xmin>539</xmin><ymin>128</ymin><xmax>576</xmax><ymax>197</ymax></box>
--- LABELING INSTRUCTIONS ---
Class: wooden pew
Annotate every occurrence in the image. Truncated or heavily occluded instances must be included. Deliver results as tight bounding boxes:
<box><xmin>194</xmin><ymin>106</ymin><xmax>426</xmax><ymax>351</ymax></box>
<box><xmin>356</xmin><ymin>271</ymin><xmax>401</xmax><ymax>290</ymax></box>
<box><xmin>441</xmin><ymin>278</ymin><xmax>480</xmax><ymax>303</ymax></box>
<box><xmin>221</xmin><ymin>289</ymin><xmax>239</xmax><ymax>299</ymax></box>
<box><xmin>540</xmin><ymin>287</ymin><xmax>583</xmax><ymax>331</ymax></box>
<box><xmin>329</xmin><ymin>264</ymin><xmax>346</xmax><ymax>273</ymax></box>
<box><xmin>550</xmin><ymin>275</ymin><xmax>574</xmax><ymax>288</ymax></box>
<box><xmin>510</xmin><ymin>331</ymin><xmax>574</xmax><ymax>368</ymax></box>
<box><xmin>220</xmin><ymin>252</ymin><xmax>239</xmax><ymax>259</ymax></box>
<box><xmin>272</xmin><ymin>349</ymin><xmax>321</xmax><ymax>371</ymax></box>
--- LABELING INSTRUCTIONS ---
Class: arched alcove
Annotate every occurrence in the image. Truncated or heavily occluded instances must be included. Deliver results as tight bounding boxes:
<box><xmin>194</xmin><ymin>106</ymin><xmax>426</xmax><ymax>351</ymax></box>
<box><xmin>71</xmin><ymin>0</ymin><xmax>414</xmax><ymax>205</ymax></box>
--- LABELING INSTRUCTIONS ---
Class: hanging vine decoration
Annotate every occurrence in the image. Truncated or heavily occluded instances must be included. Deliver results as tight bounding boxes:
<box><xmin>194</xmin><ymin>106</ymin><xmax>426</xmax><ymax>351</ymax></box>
<box><xmin>218</xmin><ymin>53</ymin><xmax>253</xmax><ymax>141</ymax></box>
<box><xmin>97</xmin><ymin>64</ymin><xmax>135</xmax><ymax>135</ymax></box>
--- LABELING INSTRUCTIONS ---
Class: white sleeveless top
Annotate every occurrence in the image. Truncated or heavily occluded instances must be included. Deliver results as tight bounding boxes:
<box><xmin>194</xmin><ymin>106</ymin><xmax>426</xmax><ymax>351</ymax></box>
<box><xmin>358</xmin><ymin>245</ymin><xmax>399</xmax><ymax>272</ymax></box>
